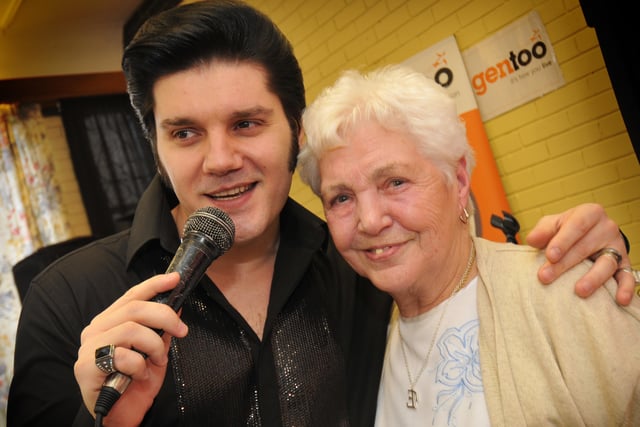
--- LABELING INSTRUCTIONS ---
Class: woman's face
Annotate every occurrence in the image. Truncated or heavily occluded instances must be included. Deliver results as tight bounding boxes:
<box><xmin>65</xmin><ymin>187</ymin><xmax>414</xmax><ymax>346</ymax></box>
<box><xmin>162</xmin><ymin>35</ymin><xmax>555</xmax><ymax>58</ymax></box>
<box><xmin>318</xmin><ymin>120</ymin><xmax>469</xmax><ymax>298</ymax></box>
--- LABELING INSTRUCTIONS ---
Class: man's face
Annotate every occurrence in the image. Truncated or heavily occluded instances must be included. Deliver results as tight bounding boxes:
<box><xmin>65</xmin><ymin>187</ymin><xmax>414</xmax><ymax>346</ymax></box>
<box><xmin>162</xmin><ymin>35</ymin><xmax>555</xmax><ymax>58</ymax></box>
<box><xmin>319</xmin><ymin>120</ymin><xmax>464</xmax><ymax>298</ymax></box>
<box><xmin>153</xmin><ymin>61</ymin><xmax>295</xmax><ymax>247</ymax></box>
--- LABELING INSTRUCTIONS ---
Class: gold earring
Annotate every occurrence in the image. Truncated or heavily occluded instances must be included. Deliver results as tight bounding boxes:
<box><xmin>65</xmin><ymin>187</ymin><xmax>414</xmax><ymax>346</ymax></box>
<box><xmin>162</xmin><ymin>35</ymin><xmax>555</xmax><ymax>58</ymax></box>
<box><xmin>459</xmin><ymin>207</ymin><xmax>469</xmax><ymax>224</ymax></box>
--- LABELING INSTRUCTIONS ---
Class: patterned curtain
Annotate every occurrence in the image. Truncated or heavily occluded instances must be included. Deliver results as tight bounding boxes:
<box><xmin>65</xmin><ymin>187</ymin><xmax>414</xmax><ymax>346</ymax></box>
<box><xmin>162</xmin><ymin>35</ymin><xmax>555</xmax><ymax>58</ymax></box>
<box><xmin>0</xmin><ymin>103</ymin><xmax>71</xmax><ymax>422</ymax></box>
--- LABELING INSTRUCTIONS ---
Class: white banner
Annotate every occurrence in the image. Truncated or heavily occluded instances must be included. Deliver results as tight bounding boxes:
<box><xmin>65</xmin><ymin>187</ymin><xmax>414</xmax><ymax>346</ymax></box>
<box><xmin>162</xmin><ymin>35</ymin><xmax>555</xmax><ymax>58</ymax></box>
<box><xmin>403</xmin><ymin>35</ymin><xmax>476</xmax><ymax>114</ymax></box>
<box><xmin>461</xmin><ymin>11</ymin><xmax>565</xmax><ymax>121</ymax></box>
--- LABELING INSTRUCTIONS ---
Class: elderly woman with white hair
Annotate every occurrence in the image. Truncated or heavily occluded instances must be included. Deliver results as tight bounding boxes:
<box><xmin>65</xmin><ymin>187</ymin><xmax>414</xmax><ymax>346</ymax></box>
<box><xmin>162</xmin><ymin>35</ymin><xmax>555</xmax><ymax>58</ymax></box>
<box><xmin>297</xmin><ymin>64</ymin><xmax>640</xmax><ymax>426</ymax></box>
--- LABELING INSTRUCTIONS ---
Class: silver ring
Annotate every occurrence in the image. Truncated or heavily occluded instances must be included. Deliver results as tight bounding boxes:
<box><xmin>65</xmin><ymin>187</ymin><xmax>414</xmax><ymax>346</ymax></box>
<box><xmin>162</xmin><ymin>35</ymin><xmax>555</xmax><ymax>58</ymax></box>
<box><xmin>616</xmin><ymin>267</ymin><xmax>640</xmax><ymax>284</ymax></box>
<box><xmin>589</xmin><ymin>247</ymin><xmax>622</xmax><ymax>265</ymax></box>
<box><xmin>95</xmin><ymin>344</ymin><xmax>117</xmax><ymax>375</ymax></box>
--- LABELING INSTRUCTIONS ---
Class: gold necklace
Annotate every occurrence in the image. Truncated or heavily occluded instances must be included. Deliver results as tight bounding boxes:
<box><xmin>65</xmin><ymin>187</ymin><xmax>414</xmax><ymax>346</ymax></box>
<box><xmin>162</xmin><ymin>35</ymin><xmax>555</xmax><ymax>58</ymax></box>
<box><xmin>397</xmin><ymin>240</ymin><xmax>476</xmax><ymax>409</ymax></box>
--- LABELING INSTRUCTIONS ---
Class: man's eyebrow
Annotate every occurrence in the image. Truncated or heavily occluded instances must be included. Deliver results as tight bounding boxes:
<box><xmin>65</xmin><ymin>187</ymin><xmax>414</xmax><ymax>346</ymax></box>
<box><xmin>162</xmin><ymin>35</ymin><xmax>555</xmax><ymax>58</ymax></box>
<box><xmin>229</xmin><ymin>106</ymin><xmax>275</xmax><ymax>119</ymax></box>
<box><xmin>159</xmin><ymin>117</ymin><xmax>196</xmax><ymax>128</ymax></box>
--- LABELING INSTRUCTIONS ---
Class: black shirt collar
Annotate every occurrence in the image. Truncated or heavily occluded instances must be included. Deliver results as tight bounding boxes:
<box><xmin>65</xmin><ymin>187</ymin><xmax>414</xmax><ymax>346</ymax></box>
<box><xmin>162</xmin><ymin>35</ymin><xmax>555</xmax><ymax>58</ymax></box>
<box><xmin>127</xmin><ymin>174</ymin><xmax>180</xmax><ymax>267</ymax></box>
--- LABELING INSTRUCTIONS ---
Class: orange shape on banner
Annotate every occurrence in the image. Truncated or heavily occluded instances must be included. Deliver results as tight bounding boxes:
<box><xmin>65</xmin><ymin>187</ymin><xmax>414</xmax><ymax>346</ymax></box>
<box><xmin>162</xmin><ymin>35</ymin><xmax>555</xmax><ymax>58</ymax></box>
<box><xmin>461</xmin><ymin>109</ymin><xmax>515</xmax><ymax>243</ymax></box>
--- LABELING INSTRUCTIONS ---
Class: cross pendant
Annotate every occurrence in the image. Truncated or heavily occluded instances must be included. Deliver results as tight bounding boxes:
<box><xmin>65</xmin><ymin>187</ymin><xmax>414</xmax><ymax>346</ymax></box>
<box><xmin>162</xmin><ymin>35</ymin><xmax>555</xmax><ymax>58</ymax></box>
<box><xmin>406</xmin><ymin>388</ymin><xmax>418</xmax><ymax>409</ymax></box>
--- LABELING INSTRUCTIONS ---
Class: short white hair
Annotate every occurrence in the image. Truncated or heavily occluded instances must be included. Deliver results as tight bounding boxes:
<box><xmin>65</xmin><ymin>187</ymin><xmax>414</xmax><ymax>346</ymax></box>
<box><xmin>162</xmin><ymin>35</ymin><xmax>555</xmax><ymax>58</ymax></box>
<box><xmin>298</xmin><ymin>64</ymin><xmax>475</xmax><ymax>195</ymax></box>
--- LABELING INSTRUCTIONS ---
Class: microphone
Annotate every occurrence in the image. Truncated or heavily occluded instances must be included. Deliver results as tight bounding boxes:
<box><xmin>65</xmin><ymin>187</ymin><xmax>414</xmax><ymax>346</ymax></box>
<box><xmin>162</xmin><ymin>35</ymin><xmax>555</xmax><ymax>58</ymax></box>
<box><xmin>93</xmin><ymin>206</ymin><xmax>235</xmax><ymax>420</ymax></box>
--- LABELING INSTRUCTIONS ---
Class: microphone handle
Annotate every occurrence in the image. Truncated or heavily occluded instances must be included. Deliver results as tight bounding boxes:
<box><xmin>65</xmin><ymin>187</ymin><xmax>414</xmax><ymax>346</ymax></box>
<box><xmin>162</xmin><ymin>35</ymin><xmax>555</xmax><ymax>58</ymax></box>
<box><xmin>154</xmin><ymin>232</ymin><xmax>221</xmax><ymax>311</ymax></box>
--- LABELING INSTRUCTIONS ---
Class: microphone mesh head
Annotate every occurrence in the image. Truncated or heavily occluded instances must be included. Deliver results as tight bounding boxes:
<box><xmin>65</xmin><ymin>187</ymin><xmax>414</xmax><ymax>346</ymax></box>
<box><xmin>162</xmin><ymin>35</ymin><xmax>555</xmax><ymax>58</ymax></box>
<box><xmin>183</xmin><ymin>207</ymin><xmax>235</xmax><ymax>253</ymax></box>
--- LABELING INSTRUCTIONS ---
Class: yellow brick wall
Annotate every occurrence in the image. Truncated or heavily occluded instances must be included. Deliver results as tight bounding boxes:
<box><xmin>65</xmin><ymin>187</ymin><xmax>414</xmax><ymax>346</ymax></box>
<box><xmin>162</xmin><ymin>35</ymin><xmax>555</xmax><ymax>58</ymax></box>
<box><xmin>247</xmin><ymin>0</ymin><xmax>640</xmax><ymax>268</ymax></box>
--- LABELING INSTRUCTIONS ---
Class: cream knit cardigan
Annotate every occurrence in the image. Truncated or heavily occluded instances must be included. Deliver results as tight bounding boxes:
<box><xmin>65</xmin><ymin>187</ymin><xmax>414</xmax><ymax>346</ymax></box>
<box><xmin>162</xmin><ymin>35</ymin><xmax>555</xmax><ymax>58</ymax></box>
<box><xmin>474</xmin><ymin>237</ymin><xmax>640</xmax><ymax>426</ymax></box>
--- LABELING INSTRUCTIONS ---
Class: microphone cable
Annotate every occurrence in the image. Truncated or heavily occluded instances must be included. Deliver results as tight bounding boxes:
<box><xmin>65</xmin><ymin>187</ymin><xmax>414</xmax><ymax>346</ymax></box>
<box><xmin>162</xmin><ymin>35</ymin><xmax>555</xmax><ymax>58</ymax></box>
<box><xmin>94</xmin><ymin>412</ymin><xmax>104</xmax><ymax>427</ymax></box>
